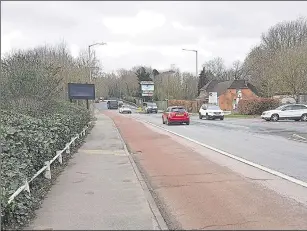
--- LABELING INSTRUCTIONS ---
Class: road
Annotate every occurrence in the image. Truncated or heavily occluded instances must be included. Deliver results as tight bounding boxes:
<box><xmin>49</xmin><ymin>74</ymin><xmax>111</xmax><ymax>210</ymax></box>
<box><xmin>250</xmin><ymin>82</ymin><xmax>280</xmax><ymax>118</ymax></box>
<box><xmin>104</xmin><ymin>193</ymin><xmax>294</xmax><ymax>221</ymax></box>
<box><xmin>132</xmin><ymin>113</ymin><xmax>307</xmax><ymax>182</ymax></box>
<box><xmin>96</xmin><ymin>102</ymin><xmax>307</xmax><ymax>183</ymax></box>
<box><xmin>102</xmin><ymin>106</ymin><xmax>307</xmax><ymax>230</ymax></box>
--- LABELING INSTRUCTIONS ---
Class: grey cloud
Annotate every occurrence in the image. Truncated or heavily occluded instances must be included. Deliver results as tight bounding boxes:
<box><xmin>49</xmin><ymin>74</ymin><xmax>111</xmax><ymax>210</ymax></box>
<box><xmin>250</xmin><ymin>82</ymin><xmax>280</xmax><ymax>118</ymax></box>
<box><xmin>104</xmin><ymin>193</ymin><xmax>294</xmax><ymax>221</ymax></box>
<box><xmin>100</xmin><ymin>49</ymin><xmax>171</xmax><ymax>72</ymax></box>
<box><xmin>138</xmin><ymin>1</ymin><xmax>307</xmax><ymax>39</ymax></box>
<box><xmin>2</xmin><ymin>2</ymin><xmax>78</xmax><ymax>31</ymax></box>
<box><xmin>2</xmin><ymin>1</ymin><xmax>307</xmax><ymax>72</ymax></box>
<box><xmin>129</xmin><ymin>22</ymin><xmax>199</xmax><ymax>46</ymax></box>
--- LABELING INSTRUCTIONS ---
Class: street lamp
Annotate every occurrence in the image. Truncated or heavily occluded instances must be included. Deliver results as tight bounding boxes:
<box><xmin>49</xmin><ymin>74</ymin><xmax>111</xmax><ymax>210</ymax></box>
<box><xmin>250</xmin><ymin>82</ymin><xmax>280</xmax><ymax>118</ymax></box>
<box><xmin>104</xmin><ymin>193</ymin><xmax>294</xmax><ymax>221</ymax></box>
<box><xmin>88</xmin><ymin>42</ymin><xmax>107</xmax><ymax>82</ymax></box>
<box><xmin>182</xmin><ymin>48</ymin><xmax>198</xmax><ymax>78</ymax></box>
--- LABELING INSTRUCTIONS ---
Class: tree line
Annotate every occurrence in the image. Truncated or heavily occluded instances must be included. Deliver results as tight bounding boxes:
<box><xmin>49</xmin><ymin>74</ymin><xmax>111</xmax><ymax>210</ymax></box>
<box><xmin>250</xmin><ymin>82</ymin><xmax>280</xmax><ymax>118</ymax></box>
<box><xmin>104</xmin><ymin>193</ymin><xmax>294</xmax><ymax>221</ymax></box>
<box><xmin>96</xmin><ymin>17</ymin><xmax>307</xmax><ymax>103</ymax></box>
<box><xmin>1</xmin><ymin>17</ymin><xmax>306</xmax><ymax>107</ymax></box>
<box><xmin>198</xmin><ymin>17</ymin><xmax>307</xmax><ymax>102</ymax></box>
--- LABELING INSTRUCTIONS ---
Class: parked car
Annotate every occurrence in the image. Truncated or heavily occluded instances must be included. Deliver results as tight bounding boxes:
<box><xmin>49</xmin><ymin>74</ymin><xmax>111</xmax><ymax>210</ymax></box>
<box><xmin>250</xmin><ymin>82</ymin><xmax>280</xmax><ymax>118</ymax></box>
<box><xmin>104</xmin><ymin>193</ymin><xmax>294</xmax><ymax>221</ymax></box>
<box><xmin>95</xmin><ymin>98</ymin><xmax>100</xmax><ymax>103</ymax></box>
<box><xmin>107</xmin><ymin>100</ymin><xmax>119</xmax><ymax>109</ymax></box>
<box><xmin>119</xmin><ymin>105</ymin><xmax>132</xmax><ymax>114</ymax></box>
<box><xmin>118</xmin><ymin>100</ymin><xmax>124</xmax><ymax>107</ymax></box>
<box><xmin>261</xmin><ymin>104</ymin><xmax>307</xmax><ymax>122</ymax></box>
<box><xmin>143</xmin><ymin>102</ymin><xmax>158</xmax><ymax>113</ymax></box>
<box><xmin>199</xmin><ymin>104</ymin><xmax>224</xmax><ymax>120</ymax></box>
<box><xmin>162</xmin><ymin>106</ymin><xmax>190</xmax><ymax>125</ymax></box>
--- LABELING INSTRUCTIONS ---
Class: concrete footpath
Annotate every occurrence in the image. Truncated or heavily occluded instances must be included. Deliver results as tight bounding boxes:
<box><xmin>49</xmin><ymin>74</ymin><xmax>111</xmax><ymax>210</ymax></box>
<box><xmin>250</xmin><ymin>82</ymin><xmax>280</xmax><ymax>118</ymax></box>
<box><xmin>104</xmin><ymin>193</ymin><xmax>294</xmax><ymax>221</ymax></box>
<box><xmin>27</xmin><ymin>113</ymin><xmax>166</xmax><ymax>230</ymax></box>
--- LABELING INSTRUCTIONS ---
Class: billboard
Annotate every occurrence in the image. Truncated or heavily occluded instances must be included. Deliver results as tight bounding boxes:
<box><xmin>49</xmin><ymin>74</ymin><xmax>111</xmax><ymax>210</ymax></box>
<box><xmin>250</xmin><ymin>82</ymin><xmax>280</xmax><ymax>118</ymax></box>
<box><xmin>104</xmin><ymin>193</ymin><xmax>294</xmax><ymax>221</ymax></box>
<box><xmin>142</xmin><ymin>91</ymin><xmax>154</xmax><ymax>96</ymax></box>
<box><xmin>141</xmin><ymin>84</ymin><xmax>154</xmax><ymax>91</ymax></box>
<box><xmin>140</xmin><ymin>81</ymin><xmax>154</xmax><ymax>97</ymax></box>
<box><xmin>68</xmin><ymin>83</ymin><xmax>95</xmax><ymax>100</ymax></box>
<box><xmin>208</xmin><ymin>92</ymin><xmax>218</xmax><ymax>104</ymax></box>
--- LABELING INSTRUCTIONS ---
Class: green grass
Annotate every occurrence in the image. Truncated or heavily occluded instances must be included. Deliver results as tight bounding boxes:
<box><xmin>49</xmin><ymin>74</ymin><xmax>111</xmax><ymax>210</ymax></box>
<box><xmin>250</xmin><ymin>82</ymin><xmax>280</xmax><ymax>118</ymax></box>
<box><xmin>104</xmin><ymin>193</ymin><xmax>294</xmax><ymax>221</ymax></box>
<box><xmin>224</xmin><ymin>114</ymin><xmax>259</xmax><ymax>118</ymax></box>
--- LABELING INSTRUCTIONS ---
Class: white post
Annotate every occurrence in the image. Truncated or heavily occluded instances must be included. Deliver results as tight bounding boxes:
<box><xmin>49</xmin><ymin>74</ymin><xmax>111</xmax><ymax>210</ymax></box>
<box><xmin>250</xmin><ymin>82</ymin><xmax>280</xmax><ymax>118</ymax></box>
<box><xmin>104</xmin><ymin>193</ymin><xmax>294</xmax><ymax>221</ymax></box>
<box><xmin>71</xmin><ymin>137</ymin><xmax>75</xmax><ymax>147</ymax></box>
<box><xmin>44</xmin><ymin>161</ymin><xmax>51</xmax><ymax>179</ymax></box>
<box><xmin>65</xmin><ymin>143</ymin><xmax>70</xmax><ymax>154</ymax></box>
<box><xmin>24</xmin><ymin>179</ymin><xmax>31</xmax><ymax>194</ymax></box>
<box><xmin>57</xmin><ymin>151</ymin><xmax>63</xmax><ymax>164</ymax></box>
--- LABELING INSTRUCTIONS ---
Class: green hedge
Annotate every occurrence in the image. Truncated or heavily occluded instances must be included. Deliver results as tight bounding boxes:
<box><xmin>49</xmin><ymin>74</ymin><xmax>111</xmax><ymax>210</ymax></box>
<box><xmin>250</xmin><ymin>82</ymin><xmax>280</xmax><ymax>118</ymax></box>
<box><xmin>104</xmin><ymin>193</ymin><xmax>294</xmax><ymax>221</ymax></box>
<box><xmin>0</xmin><ymin>101</ymin><xmax>92</xmax><ymax>230</ymax></box>
<box><xmin>238</xmin><ymin>98</ymin><xmax>280</xmax><ymax>115</ymax></box>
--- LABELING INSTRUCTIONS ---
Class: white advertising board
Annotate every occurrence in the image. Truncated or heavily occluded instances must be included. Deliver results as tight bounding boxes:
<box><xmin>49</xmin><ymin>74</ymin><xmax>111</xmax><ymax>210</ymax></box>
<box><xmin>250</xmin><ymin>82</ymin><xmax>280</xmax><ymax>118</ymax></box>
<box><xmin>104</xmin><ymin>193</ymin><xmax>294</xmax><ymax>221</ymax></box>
<box><xmin>208</xmin><ymin>92</ymin><xmax>218</xmax><ymax>104</ymax></box>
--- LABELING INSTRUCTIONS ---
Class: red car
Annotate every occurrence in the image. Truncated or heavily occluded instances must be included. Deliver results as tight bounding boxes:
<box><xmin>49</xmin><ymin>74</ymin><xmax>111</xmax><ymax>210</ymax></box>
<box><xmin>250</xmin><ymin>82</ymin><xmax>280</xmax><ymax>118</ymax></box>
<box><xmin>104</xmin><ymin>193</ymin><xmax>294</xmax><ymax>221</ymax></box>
<box><xmin>162</xmin><ymin>106</ymin><xmax>190</xmax><ymax>125</ymax></box>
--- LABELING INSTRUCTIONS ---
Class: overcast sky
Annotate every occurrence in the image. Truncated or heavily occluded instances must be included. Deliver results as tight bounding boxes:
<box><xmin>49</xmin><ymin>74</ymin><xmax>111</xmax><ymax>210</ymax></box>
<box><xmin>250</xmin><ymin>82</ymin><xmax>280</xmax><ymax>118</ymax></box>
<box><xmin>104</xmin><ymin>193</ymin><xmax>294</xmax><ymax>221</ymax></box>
<box><xmin>1</xmin><ymin>1</ymin><xmax>307</xmax><ymax>73</ymax></box>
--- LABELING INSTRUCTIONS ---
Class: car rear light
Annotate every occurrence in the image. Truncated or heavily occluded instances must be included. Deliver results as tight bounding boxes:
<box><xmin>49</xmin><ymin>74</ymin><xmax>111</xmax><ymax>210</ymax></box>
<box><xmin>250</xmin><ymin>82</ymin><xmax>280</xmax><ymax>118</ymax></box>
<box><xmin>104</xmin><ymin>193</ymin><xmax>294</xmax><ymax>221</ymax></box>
<box><xmin>169</xmin><ymin>112</ymin><xmax>176</xmax><ymax>118</ymax></box>
<box><xmin>184</xmin><ymin>112</ymin><xmax>189</xmax><ymax>117</ymax></box>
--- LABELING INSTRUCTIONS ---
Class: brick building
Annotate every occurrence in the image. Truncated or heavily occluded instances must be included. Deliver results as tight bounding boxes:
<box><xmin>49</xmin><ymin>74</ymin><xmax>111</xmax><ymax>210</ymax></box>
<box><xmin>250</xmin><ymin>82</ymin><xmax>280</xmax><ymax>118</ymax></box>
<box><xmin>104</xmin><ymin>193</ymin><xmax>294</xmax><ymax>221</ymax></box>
<box><xmin>197</xmin><ymin>80</ymin><xmax>258</xmax><ymax>111</ymax></box>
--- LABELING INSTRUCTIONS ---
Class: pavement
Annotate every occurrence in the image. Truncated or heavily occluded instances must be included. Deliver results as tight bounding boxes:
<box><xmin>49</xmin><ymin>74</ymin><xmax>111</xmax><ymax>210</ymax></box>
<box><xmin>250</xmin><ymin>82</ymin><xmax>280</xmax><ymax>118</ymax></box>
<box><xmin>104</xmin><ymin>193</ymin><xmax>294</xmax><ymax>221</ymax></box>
<box><xmin>126</xmin><ymin>112</ymin><xmax>307</xmax><ymax>183</ymax></box>
<box><xmin>104</xmin><ymin>109</ymin><xmax>307</xmax><ymax>230</ymax></box>
<box><xmin>26</xmin><ymin>112</ymin><xmax>166</xmax><ymax>230</ymax></box>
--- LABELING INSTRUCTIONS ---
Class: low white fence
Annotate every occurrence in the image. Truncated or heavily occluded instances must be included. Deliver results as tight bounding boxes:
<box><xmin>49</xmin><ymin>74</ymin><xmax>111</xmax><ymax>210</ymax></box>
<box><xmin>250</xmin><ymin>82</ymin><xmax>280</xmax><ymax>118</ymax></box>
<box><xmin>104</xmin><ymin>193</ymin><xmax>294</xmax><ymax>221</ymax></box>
<box><xmin>7</xmin><ymin>121</ymin><xmax>93</xmax><ymax>205</ymax></box>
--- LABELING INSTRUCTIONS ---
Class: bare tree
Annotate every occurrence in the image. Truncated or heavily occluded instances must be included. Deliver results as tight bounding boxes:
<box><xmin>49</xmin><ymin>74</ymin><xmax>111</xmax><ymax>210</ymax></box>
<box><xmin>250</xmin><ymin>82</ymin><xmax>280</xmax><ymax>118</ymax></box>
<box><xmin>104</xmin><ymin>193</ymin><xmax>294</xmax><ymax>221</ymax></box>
<box><xmin>243</xmin><ymin>17</ymin><xmax>307</xmax><ymax>98</ymax></box>
<box><xmin>270</xmin><ymin>42</ymin><xmax>307</xmax><ymax>102</ymax></box>
<box><xmin>261</xmin><ymin>17</ymin><xmax>307</xmax><ymax>52</ymax></box>
<box><xmin>202</xmin><ymin>57</ymin><xmax>227</xmax><ymax>80</ymax></box>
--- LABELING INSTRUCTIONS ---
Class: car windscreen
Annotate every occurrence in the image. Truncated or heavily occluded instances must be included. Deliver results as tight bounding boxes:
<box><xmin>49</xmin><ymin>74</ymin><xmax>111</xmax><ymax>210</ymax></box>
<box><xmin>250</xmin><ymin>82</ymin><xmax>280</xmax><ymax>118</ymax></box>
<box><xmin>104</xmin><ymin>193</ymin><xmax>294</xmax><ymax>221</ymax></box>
<box><xmin>147</xmin><ymin>103</ymin><xmax>157</xmax><ymax>107</ymax></box>
<box><xmin>171</xmin><ymin>107</ymin><xmax>186</xmax><ymax>112</ymax></box>
<box><xmin>207</xmin><ymin>105</ymin><xmax>221</xmax><ymax>110</ymax></box>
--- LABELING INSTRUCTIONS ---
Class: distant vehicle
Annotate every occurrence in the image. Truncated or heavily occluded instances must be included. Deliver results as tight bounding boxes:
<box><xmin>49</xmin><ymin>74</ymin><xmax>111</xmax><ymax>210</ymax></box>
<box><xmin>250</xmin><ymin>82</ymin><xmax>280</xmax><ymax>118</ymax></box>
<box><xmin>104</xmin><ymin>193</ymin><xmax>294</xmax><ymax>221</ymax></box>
<box><xmin>162</xmin><ymin>106</ymin><xmax>190</xmax><ymax>125</ymax></box>
<box><xmin>199</xmin><ymin>104</ymin><xmax>224</xmax><ymax>120</ymax></box>
<box><xmin>107</xmin><ymin>100</ymin><xmax>118</xmax><ymax>109</ymax></box>
<box><xmin>95</xmin><ymin>98</ymin><xmax>100</xmax><ymax>103</ymax></box>
<box><xmin>118</xmin><ymin>100</ymin><xmax>124</xmax><ymax>107</ymax></box>
<box><xmin>261</xmin><ymin>104</ymin><xmax>307</xmax><ymax>122</ymax></box>
<box><xmin>143</xmin><ymin>102</ymin><xmax>158</xmax><ymax>113</ymax></box>
<box><xmin>99</xmin><ymin>97</ymin><xmax>103</xmax><ymax>102</ymax></box>
<box><xmin>119</xmin><ymin>105</ymin><xmax>132</xmax><ymax>114</ymax></box>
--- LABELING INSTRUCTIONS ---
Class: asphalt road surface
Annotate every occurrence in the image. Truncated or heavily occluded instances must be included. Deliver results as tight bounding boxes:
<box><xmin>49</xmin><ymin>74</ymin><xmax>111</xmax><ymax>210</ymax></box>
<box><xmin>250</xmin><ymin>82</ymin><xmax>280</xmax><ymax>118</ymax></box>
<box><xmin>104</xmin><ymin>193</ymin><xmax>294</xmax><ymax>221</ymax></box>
<box><xmin>96</xmin><ymin>102</ymin><xmax>307</xmax><ymax>182</ymax></box>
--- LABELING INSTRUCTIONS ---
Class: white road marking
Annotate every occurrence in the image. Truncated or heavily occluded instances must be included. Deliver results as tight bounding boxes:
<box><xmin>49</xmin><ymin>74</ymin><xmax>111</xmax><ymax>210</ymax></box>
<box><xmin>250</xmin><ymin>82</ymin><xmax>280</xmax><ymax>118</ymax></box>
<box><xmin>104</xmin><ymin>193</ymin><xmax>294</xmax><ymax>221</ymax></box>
<box><xmin>133</xmin><ymin>117</ymin><xmax>307</xmax><ymax>189</ymax></box>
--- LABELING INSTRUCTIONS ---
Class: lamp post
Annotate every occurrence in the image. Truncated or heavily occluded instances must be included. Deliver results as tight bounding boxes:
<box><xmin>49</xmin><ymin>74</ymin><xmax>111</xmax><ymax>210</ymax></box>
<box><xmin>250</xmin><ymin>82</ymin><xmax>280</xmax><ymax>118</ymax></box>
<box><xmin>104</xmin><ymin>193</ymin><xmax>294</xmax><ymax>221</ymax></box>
<box><xmin>88</xmin><ymin>42</ymin><xmax>107</xmax><ymax>82</ymax></box>
<box><xmin>182</xmin><ymin>48</ymin><xmax>198</xmax><ymax>78</ymax></box>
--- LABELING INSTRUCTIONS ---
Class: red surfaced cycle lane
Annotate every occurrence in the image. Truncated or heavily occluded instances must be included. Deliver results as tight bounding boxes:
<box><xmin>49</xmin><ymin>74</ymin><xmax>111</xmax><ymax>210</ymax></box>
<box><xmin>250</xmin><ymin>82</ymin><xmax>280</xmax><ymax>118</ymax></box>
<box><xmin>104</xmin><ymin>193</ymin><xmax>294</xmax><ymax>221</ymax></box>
<box><xmin>104</xmin><ymin>111</ymin><xmax>307</xmax><ymax>230</ymax></box>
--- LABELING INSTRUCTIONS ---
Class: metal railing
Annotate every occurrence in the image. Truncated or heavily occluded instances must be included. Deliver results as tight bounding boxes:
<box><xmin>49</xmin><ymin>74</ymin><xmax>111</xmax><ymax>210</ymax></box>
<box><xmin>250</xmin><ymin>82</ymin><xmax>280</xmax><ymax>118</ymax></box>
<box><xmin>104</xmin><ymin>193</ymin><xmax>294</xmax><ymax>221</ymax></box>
<box><xmin>6</xmin><ymin>121</ymin><xmax>93</xmax><ymax>205</ymax></box>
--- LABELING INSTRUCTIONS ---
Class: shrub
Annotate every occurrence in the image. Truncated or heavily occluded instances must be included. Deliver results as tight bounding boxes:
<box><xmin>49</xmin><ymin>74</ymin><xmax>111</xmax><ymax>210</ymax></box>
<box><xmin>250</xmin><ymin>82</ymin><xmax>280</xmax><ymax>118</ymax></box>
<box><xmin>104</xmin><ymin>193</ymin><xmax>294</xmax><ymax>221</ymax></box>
<box><xmin>0</xmin><ymin>102</ymin><xmax>91</xmax><ymax>230</ymax></box>
<box><xmin>238</xmin><ymin>98</ymin><xmax>280</xmax><ymax>115</ymax></box>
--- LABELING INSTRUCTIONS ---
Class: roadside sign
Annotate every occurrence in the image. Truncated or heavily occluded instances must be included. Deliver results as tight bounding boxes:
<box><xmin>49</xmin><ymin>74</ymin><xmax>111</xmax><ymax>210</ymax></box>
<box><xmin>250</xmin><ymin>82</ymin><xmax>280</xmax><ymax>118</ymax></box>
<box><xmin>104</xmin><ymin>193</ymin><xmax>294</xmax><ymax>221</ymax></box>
<box><xmin>208</xmin><ymin>92</ymin><xmax>218</xmax><ymax>104</ymax></box>
<box><xmin>68</xmin><ymin>83</ymin><xmax>95</xmax><ymax>100</ymax></box>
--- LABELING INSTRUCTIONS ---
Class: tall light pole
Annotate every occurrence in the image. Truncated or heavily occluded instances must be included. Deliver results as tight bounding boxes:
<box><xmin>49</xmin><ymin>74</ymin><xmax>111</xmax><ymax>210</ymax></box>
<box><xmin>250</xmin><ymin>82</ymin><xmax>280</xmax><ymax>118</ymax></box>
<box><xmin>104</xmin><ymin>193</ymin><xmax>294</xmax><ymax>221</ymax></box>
<box><xmin>88</xmin><ymin>42</ymin><xmax>107</xmax><ymax>82</ymax></box>
<box><xmin>182</xmin><ymin>48</ymin><xmax>198</xmax><ymax>78</ymax></box>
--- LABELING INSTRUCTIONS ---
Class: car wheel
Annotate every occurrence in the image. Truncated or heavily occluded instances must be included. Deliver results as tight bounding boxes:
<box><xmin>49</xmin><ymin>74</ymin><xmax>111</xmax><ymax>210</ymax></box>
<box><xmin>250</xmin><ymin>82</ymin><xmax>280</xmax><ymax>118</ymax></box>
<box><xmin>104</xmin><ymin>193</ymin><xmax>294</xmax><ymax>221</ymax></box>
<box><xmin>206</xmin><ymin>114</ymin><xmax>209</xmax><ymax>120</ymax></box>
<box><xmin>199</xmin><ymin>113</ymin><xmax>203</xmax><ymax>119</ymax></box>
<box><xmin>294</xmin><ymin>118</ymin><xmax>300</xmax><ymax>121</ymax></box>
<box><xmin>271</xmin><ymin>114</ymin><xmax>279</xmax><ymax>122</ymax></box>
<box><xmin>301</xmin><ymin>113</ymin><xmax>307</xmax><ymax>122</ymax></box>
<box><xmin>220</xmin><ymin>117</ymin><xmax>224</xmax><ymax>120</ymax></box>
<box><xmin>162</xmin><ymin>117</ymin><xmax>165</xmax><ymax>124</ymax></box>
<box><xmin>186</xmin><ymin>121</ymin><xmax>190</xmax><ymax>125</ymax></box>
<box><xmin>166</xmin><ymin>119</ymin><xmax>170</xmax><ymax>126</ymax></box>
